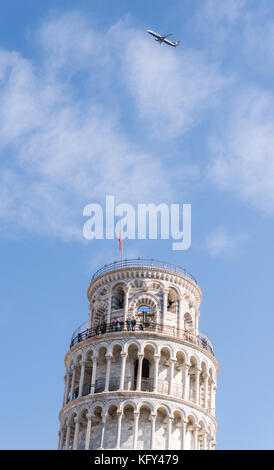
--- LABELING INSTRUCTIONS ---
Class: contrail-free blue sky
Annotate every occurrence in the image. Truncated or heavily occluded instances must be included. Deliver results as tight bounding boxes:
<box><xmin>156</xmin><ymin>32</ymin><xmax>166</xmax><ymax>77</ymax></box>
<box><xmin>0</xmin><ymin>0</ymin><xmax>273</xmax><ymax>449</ymax></box>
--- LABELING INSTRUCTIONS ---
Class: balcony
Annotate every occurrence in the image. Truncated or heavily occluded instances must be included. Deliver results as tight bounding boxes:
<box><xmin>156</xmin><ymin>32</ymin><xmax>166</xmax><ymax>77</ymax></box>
<box><xmin>90</xmin><ymin>258</ymin><xmax>197</xmax><ymax>284</ymax></box>
<box><xmin>70</xmin><ymin>320</ymin><xmax>214</xmax><ymax>356</ymax></box>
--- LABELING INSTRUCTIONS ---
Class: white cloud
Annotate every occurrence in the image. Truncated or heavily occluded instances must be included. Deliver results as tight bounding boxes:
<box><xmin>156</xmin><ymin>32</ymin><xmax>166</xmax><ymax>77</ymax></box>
<box><xmin>208</xmin><ymin>88</ymin><xmax>274</xmax><ymax>215</ymax></box>
<box><xmin>120</xmin><ymin>29</ymin><xmax>225</xmax><ymax>138</ymax></box>
<box><xmin>0</xmin><ymin>16</ymin><xmax>177</xmax><ymax>240</ymax></box>
<box><xmin>196</xmin><ymin>0</ymin><xmax>246</xmax><ymax>25</ymax></box>
<box><xmin>205</xmin><ymin>226</ymin><xmax>248</xmax><ymax>258</ymax></box>
<box><xmin>0</xmin><ymin>12</ymin><xmax>226</xmax><ymax>240</ymax></box>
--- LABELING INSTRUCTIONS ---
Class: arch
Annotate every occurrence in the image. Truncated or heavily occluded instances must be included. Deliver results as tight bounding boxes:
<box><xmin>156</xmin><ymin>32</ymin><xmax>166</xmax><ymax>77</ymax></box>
<box><xmin>120</xmin><ymin>400</ymin><xmax>137</xmax><ymax>412</ymax></box>
<box><xmin>184</xmin><ymin>312</ymin><xmax>193</xmax><ymax>330</ymax></box>
<box><xmin>136</xmin><ymin>401</ymin><xmax>154</xmax><ymax>413</ymax></box>
<box><xmin>141</xmin><ymin>341</ymin><xmax>158</xmax><ymax>355</ymax></box>
<box><xmin>137</xmin><ymin>404</ymin><xmax>153</xmax><ymax>450</ymax></box>
<box><xmin>167</xmin><ymin>287</ymin><xmax>180</xmax><ymax>314</ymax></box>
<box><xmin>111</xmin><ymin>283</ymin><xmax>126</xmax><ymax>311</ymax></box>
<box><xmin>124</xmin><ymin>340</ymin><xmax>141</xmax><ymax>354</ymax></box>
<box><xmin>120</xmin><ymin>403</ymin><xmax>135</xmax><ymax>449</ymax></box>
<box><xmin>108</xmin><ymin>340</ymin><xmax>124</xmax><ymax>355</ymax></box>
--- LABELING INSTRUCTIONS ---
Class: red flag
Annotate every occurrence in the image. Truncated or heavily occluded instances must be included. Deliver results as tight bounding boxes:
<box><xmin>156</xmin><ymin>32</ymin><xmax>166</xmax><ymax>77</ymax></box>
<box><xmin>119</xmin><ymin>224</ymin><xmax>122</xmax><ymax>251</ymax></box>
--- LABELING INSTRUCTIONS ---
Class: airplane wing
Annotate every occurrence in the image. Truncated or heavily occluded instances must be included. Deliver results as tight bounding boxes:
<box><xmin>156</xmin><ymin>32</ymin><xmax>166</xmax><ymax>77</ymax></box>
<box><xmin>162</xmin><ymin>33</ymin><xmax>172</xmax><ymax>39</ymax></box>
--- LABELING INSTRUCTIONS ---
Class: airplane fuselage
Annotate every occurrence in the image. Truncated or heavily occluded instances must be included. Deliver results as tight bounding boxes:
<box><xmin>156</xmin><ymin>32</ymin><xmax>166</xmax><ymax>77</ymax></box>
<box><xmin>147</xmin><ymin>29</ymin><xmax>180</xmax><ymax>48</ymax></box>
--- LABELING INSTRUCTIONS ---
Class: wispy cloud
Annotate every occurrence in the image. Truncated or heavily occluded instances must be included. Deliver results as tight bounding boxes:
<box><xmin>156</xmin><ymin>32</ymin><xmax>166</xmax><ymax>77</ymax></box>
<box><xmin>205</xmin><ymin>226</ymin><xmax>248</xmax><ymax>258</ymax></box>
<box><xmin>120</xmin><ymin>28</ymin><xmax>225</xmax><ymax>139</ymax></box>
<box><xmin>208</xmin><ymin>87</ymin><xmax>274</xmax><ymax>215</ymax></box>
<box><xmin>0</xmin><ymin>12</ymin><xmax>226</xmax><ymax>240</ymax></box>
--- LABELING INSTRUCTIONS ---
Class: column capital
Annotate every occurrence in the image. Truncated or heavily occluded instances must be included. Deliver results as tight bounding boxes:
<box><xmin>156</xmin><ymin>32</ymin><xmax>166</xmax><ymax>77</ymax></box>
<box><xmin>80</xmin><ymin>360</ymin><xmax>88</xmax><ymax>367</ymax></box>
<box><xmin>133</xmin><ymin>411</ymin><xmax>140</xmax><ymax>418</ymax></box>
<box><xmin>154</xmin><ymin>354</ymin><xmax>160</xmax><ymax>360</ymax></box>
<box><xmin>105</xmin><ymin>354</ymin><xmax>112</xmax><ymax>360</ymax></box>
<box><xmin>74</xmin><ymin>417</ymin><xmax>81</xmax><ymax>424</ymax></box>
<box><xmin>117</xmin><ymin>410</ymin><xmax>123</xmax><ymax>417</ymax></box>
<box><xmin>86</xmin><ymin>413</ymin><xmax>93</xmax><ymax>420</ymax></box>
<box><xmin>150</xmin><ymin>413</ymin><xmax>157</xmax><ymax>420</ymax></box>
<box><xmin>137</xmin><ymin>353</ymin><xmax>144</xmax><ymax>359</ymax></box>
<box><xmin>121</xmin><ymin>352</ymin><xmax>127</xmax><ymax>358</ymax></box>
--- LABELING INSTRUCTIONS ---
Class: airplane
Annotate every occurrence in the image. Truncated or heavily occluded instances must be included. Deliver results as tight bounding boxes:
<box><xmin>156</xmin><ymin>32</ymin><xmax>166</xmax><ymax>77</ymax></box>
<box><xmin>147</xmin><ymin>29</ymin><xmax>180</xmax><ymax>48</ymax></box>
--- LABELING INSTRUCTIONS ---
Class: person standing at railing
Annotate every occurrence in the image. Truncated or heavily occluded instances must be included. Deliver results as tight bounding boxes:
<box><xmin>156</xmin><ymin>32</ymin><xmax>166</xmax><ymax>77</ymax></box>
<box><xmin>132</xmin><ymin>318</ymin><xmax>136</xmax><ymax>331</ymax></box>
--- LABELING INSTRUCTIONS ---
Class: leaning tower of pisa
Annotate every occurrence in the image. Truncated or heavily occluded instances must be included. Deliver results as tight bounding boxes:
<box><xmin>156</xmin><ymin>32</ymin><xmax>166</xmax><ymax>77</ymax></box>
<box><xmin>58</xmin><ymin>259</ymin><xmax>218</xmax><ymax>450</ymax></box>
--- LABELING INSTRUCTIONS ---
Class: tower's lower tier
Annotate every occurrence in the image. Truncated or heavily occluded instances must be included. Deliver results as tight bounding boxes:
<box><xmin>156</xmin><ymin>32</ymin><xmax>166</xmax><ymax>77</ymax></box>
<box><xmin>58</xmin><ymin>393</ymin><xmax>216</xmax><ymax>450</ymax></box>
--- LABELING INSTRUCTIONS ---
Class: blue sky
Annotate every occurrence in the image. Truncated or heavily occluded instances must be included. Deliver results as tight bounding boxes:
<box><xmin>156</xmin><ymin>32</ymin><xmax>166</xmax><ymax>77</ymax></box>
<box><xmin>0</xmin><ymin>0</ymin><xmax>274</xmax><ymax>449</ymax></box>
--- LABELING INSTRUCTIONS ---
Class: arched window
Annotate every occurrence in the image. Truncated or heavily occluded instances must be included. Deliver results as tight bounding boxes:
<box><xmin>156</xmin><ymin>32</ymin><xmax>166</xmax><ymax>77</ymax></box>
<box><xmin>137</xmin><ymin>305</ymin><xmax>153</xmax><ymax>324</ymax></box>
<box><xmin>111</xmin><ymin>285</ymin><xmax>125</xmax><ymax>310</ymax></box>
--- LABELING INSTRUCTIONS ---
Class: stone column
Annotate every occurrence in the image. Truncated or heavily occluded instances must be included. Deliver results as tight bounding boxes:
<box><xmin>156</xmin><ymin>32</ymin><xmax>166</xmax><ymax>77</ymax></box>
<box><xmin>136</xmin><ymin>354</ymin><xmax>144</xmax><ymax>391</ymax></box>
<box><xmin>204</xmin><ymin>373</ymin><xmax>209</xmax><ymax>409</ymax></box>
<box><xmin>193</xmin><ymin>425</ymin><xmax>199</xmax><ymax>450</ymax></box>
<box><xmin>73</xmin><ymin>417</ymin><xmax>80</xmax><ymax>450</ymax></box>
<box><xmin>183</xmin><ymin>363</ymin><xmax>190</xmax><ymax>400</ymax></box>
<box><xmin>90</xmin><ymin>357</ymin><xmax>97</xmax><ymax>394</ymax></box>
<box><xmin>85</xmin><ymin>413</ymin><xmax>92</xmax><ymax>450</ymax></box>
<box><xmin>150</xmin><ymin>413</ymin><xmax>156</xmax><ymax>449</ymax></box>
<box><xmin>162</xmin><ymin>289</ymin><xmax>168</xmax><ymax>328</ymax></box>
<box><xmin>133</xmin><ymin>411</ymin><xmax>139</xmax><ymax>449</ymax></box>
<box><xmin>104</xmin><ymin>354</ymin><xmax>112</xmax><ymax>392</ymax></box>
<box><xmin>79</xmin><ymin>360</ymin><xmax>86</xmax><ymax>397</ymax></box>
<box><xmin>58</xmin><ymin>428</ymin><xmax>64</xmax><ymax>450</ymax></box>
<box><xmin>194</xmin><ymin>311</ymin><xmax>199</xmax><ymax>336</ymax></box>
<box><xmin>202</xmin><ymin>431</ymin><xmax>207</xmax><ymax>450</ymax></box>
<box><xmin>167</xmin><ymin>416</ymin><xmax>173</xmax><ymax>450</ymax></box>
<box><xmin>123</xmin><ymin>287</ymin><xmax>130</xmax><ymax>323</ymax></box>
<box><xmin>107</xmin><ymin>294</ymin><xmax>112</xmax><ymax>325</ymax></box>
<box><xmin>178</xmin><ymin>299</ymin><xmax>183</xmax><ymax>335</ymax></box>
<box><xmin>99</xmin><ymin>414</ymin><xmax>107</xmax><ymax>450</ymax></box>
<box><xmin>169</xmin><ymin>359</ymin><xmax>175</xmax><ymax>395</ymax></box>
<box><xmin>69</xmin><ymin>365</ymin><xmax>76</xmax><ymax>402</ymax></box>
<box><xmin>115</xmin><ymin>410</ymin><xmax>123</xmax><ymax>449</ymax></box>
<box><xmin>181</xmin><ymin>420</ymin><xmax>187</xmax><ymax>450</ymax></box>
<box><xmin>153</xmin><ymin>355</ymin><xmax>160</xmax><ymax>392</ymax></box>
<box><xmin>209</xmin><ymin>379</ymin><xmax>215</xmax><ymax>414</ymax></box>
<box><xmin>65</xmin><ymin>425</ymin><xmax>71</xmax><ymax>450</ymax></box>
<box><xmin>213</xmin><ymin>383</ymin><xmax>216</xmax><ymax>416</ymax></box>
<box><xmin>119</xmin><ymin>352</ymin><xmax>127</xmax><ymax>390</ymax></box>
<box><xmin>63</xmin><ymin>374</ymin><xmax>69</xmax><ymax>407</ymax></box>
<box><xmin>195</xmin><ymin>368</ymin><xmax>201</xmax><ymax>405</ymax></box>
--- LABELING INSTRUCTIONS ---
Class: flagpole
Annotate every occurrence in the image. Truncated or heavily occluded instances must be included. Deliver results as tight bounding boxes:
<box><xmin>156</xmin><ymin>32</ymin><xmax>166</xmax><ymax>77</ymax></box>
<box><xmin>119</xmin><ymin>223</ymin><xmax>123</xmax><ymax>267</ymax></box>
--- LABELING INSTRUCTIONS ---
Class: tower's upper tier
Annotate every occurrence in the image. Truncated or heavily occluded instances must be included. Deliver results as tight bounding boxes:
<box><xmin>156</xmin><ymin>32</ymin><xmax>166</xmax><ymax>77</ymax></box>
<box><xmin>87</xmin><ymin>258</ymin><xmax>202</xmax><ymax>306</ymax></box>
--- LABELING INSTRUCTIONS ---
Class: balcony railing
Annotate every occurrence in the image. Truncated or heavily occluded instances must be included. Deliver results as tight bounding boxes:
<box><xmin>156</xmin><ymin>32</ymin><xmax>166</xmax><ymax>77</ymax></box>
<box><xmin>91</xmin><ymin>258</ymin><xmax>197</xmax><ymax>284</ymax></box>
<box><xmin>70</xmin><ymin>320</ymin><xmax>214</xmax><ymax>356</ymax></box>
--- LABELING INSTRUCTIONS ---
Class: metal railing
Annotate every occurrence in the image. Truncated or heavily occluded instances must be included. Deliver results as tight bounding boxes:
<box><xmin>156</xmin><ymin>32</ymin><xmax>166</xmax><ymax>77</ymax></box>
<box><xmin>91</xmin><ymin>258</ymin><xmax>197</xmax><ymax>284</ymax></box>
<box><xmin>70</xmin><ymin>320</ymin><xmax>214</xmax><ymax>356</ymax></box>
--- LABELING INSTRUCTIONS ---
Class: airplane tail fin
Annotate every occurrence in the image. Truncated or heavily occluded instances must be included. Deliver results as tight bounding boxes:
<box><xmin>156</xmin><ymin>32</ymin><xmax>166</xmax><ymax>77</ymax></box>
<box><xmin>174</xmin><ymin>41</ymin><xmax>180</xmax><ymax>47</ymax></box>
